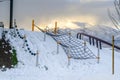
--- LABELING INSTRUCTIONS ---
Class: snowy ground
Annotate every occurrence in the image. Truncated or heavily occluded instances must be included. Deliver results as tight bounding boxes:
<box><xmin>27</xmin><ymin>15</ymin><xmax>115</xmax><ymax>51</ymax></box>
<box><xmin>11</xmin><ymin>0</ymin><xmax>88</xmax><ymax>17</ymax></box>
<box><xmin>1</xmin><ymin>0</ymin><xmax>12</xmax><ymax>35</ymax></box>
<box><xmin>0</xmin><ymin>28</ymin><xmax>120</xmax><ymax>80</ymax></box>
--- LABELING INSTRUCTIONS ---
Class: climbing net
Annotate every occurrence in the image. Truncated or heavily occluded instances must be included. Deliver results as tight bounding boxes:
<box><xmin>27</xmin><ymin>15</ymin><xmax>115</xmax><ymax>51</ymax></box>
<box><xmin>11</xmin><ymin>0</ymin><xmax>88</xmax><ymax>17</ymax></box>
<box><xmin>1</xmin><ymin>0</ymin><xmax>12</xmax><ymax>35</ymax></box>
<box><xmin>47</xmin><ymin>30</ymin><xmax>97</xmax><ymax>59</ymax></box>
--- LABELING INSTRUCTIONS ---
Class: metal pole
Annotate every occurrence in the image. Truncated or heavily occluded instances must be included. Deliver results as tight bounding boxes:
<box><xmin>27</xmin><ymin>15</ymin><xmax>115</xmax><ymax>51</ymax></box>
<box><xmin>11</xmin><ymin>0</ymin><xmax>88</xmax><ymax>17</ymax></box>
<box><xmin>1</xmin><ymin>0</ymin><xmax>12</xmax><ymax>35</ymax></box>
<box><xmin>10</xmin><ymin>0</ymin><xmax>13</xmax><ymax>28</ymax></box>
<box><xmin>112</xmin><ymin>35</ymin><xmax>114</xmax><ymax>75</ymax></box>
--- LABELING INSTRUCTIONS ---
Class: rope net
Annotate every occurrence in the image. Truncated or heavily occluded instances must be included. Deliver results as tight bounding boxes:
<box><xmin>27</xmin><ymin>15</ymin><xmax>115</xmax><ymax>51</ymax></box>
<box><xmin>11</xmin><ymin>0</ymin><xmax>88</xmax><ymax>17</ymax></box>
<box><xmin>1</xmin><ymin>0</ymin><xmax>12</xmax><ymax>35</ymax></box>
<box><xmin>47</xmin><ymin>30</ymin><xmax>97</xmax><ymax>59</ymax></box>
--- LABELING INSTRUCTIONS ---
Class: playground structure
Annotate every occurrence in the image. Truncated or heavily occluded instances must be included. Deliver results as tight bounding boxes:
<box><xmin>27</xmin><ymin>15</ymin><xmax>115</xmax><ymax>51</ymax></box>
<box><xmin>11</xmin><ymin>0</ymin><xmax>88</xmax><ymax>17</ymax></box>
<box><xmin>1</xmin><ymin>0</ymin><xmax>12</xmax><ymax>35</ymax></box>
<box><xmin>32</xmin><ymin>20</ymin><xmax>120</xmax><ymax>74</ymax></box>
<box><xmin>0</xmin><ymin>19</ymin><xmax>118</xmax><ymax>74</ymax></box>
<box><xmin>32</xmin><ymin>20</ymin><xmax>98</xmax><ymax>60</ymax></box>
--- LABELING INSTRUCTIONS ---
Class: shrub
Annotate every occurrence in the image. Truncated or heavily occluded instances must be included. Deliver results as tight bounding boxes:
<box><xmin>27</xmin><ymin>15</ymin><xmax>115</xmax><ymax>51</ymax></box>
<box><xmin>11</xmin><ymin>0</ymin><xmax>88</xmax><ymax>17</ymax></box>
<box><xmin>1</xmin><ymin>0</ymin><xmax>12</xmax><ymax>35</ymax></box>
<box><xmin>11</xmin><ymin>49</ymin><xmax>18</xmax><ymax>66</ymax></box>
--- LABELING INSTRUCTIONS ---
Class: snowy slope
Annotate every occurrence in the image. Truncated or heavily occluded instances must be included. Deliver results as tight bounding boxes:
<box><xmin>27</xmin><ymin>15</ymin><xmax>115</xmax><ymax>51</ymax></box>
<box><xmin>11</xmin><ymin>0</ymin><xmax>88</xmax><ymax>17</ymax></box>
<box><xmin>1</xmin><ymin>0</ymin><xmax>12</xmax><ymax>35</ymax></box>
<box><xmin>0</xmin><ymin>28</ymin><xmax>120</xmax><ymax>80</ymax></box>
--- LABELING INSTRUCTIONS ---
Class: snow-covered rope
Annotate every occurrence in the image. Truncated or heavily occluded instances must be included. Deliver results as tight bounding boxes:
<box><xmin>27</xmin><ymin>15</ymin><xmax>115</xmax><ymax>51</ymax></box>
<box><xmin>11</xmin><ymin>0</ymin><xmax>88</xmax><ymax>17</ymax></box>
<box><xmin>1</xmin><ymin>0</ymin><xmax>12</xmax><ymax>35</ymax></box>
<box><xmin>14</xmin><ymin>28</ymin><xmax>36</xmax><ymax>56</ymax></box>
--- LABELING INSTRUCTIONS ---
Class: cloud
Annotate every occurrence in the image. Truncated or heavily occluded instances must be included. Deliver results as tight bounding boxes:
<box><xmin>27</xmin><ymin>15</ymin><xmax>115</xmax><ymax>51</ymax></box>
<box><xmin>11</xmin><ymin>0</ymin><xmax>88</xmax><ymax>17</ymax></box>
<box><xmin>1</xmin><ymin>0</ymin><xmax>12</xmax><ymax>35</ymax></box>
<box><xmin>0</xmin><ymin>0</ymin><xmax>115</xmax><ymax>29</ymax></box>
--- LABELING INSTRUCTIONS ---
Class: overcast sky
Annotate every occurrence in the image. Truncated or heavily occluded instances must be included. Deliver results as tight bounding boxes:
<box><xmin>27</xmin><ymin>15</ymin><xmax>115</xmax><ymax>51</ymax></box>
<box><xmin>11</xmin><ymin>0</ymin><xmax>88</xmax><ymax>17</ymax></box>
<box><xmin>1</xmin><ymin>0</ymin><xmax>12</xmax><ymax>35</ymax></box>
<box><xmin>0</xmin><ymin>0</ymin><xmax>115</xmax><ymax>29</ymax></box>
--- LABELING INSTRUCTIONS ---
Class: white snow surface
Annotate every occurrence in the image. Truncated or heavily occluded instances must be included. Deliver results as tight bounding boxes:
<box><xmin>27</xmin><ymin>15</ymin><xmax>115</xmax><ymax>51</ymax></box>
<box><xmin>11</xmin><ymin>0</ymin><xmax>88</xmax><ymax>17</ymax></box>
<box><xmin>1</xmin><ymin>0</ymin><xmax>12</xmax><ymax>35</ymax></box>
<box><xmin>0</xmin><ymin>28</ymin><xmax>120</xmax><ymax>80</ymax></box>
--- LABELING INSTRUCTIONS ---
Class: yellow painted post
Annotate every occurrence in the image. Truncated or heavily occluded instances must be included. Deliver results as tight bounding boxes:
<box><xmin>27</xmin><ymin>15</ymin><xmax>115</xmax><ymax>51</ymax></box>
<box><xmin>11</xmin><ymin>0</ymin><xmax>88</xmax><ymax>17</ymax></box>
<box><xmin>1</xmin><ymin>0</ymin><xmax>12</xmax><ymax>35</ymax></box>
<box><xmin>54</xmin><ymin>21</ymin><xmax>57</xmax><ymax>34</ymax></box>
<box><xmin>32</xmin><ymin>20</ymin><xmax>34</xmax><ymax>31</ymax></box>
<box><xmin>112</xmin><ymin>35</ymin><xmax>114</xmax><ymax>75</ymax></box>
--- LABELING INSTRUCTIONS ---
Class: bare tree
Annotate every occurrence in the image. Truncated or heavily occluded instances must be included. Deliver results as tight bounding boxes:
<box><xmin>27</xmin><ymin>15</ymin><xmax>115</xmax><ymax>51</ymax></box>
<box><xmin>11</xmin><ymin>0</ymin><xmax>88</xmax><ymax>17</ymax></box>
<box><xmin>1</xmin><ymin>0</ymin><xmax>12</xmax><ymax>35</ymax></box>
<box><xmin>108</xmin><ymin>0</ymin><xmax>120</xmax><ymax>30</ymax></box>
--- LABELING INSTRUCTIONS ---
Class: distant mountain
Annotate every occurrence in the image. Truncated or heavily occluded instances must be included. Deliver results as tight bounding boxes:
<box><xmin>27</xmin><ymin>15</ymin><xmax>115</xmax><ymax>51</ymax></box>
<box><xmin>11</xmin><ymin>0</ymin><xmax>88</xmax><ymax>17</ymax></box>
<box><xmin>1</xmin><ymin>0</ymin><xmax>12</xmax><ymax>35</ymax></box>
<box><xmin>72</xmin><ymin>22</ymin><xmax>120</xmax><ymax>41</ymax></box>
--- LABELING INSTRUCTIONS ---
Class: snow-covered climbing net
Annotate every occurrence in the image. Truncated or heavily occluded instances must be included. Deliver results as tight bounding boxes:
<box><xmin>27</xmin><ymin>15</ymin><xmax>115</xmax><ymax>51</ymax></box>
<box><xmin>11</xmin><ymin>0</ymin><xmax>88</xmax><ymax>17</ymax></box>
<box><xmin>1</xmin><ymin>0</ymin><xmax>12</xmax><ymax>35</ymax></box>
<box><xmin>47</xmin><ymin>30</ymin><xmax>97</xmax><ymax>59</ymax></box>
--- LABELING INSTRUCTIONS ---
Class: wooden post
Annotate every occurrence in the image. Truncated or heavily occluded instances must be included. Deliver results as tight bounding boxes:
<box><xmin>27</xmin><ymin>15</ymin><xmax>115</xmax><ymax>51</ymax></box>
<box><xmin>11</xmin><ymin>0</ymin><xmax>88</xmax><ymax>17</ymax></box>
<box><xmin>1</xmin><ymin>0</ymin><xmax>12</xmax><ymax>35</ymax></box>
<box><xmin>67</xmin><ymin>46</ymin><xmax>71</xmax><ymax>66</ymax></box>
<box><xmin>44</xmin><ymin>32</ymin><xmax>46</xmax><ymax>41</ymax></box>
<box><xmin>32</xmin><ymin>20</ymin><xmax>34</xmax><ymax>31</ymax></box>
<box><xmin>22</xmin><ymin>34</ymin><xmax>26</xmax><ymax>48</ymax></box>
<box><xmin>67</xmin><ymin>54</ymin><xmax>71</xmax><ymax>66</ymax></box>
<box><xmin>57</xmin><ymin>41</ymin><xmax>60</xmax><ymax>54</ymax></box>
<box><xmin>36</xmin><ymin>50</ymin><xmax>39</xmax><ymax>67</ymax></box>
<box><xmin>54</xmin><ymin>21</ymin><xmax>57</xmax><ymax>34</ymax></box>
<box><xmin>44</xmin><ymin>29</ymin><xmax>46</xmax><ymax>41</ymax></box>
<box><xmin>97</xmin><ymin>41</ymin><xmax>100</xmax><ymax>63</ymax></box>
<box><xmin>84</xmin><ymin>41</ymin><xmax>86</xmax><ymax>53</ymax></box>
<box><xmin>24</xmin><ymin>34</ymin><xmax>26</xmax><ymax>39</ymax></box>
<box><xmin>69</xmin><ymin>32</ymin><xmax>71</xmax><ymax>43</ymax></box>
<box><xmin>112</xmin><ymin>35</ymin><xmax>114</xmax><ymax>75</ymax></box>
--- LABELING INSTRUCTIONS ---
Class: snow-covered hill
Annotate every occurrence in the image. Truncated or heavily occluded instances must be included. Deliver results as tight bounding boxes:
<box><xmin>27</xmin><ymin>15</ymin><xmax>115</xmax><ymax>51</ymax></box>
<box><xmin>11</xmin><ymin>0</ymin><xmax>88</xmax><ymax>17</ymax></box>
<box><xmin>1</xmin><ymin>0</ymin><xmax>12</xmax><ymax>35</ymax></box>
<box><xmin>0</xmin><ymin>28</ymin><xmax>120</xmax><ymax>80</ymax></box>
